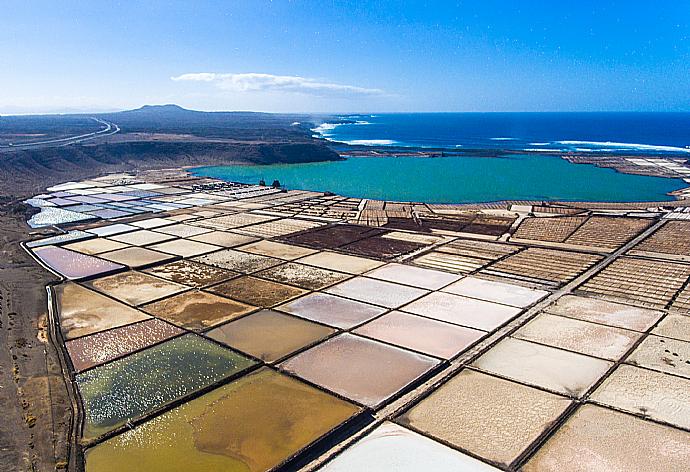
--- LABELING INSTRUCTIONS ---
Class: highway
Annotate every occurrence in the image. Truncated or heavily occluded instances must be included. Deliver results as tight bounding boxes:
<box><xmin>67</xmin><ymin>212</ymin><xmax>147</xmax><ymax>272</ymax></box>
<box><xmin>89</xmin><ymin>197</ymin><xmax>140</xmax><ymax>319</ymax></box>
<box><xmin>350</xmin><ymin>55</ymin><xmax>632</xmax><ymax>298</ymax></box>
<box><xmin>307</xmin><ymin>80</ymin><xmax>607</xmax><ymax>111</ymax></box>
<box><xmin>1</xmin><ymin>117</ymin><xmax>120</xmax><ymax>151</ymax></box>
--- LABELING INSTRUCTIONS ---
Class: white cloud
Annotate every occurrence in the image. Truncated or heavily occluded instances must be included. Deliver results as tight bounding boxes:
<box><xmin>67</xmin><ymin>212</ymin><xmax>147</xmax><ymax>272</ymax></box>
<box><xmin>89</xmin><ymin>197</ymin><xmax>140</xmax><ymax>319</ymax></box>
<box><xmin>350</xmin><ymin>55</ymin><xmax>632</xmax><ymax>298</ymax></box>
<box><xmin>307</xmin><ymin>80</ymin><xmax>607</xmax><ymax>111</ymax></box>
<box><xmin>171</xmin><ymin>72</ymin><xmax>384</xmax><ymax>97</ymax></box>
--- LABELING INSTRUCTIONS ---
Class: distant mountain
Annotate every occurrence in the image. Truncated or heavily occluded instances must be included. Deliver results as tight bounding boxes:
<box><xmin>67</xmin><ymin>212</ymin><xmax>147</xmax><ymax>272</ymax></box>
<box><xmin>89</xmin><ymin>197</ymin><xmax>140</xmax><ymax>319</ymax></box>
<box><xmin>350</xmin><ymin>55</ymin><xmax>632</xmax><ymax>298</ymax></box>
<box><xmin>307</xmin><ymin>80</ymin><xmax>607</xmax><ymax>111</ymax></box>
<box><xmin>123</xmin><ymin>104</ymin><xmax>191</xmax><ymax>114</ymax></box>
<box><xmin>96</xmin><ymin>104</ymin><xmax>315</xmax><ymax>138</ymax></box>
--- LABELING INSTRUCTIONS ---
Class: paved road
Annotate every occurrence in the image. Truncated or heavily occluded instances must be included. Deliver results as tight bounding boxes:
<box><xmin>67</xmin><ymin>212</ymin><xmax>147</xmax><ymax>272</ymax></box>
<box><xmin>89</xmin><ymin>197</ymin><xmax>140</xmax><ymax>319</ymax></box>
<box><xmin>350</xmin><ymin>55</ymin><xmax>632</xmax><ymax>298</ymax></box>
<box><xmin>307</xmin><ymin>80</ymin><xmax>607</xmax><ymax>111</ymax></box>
<box><xmin>1</xmin><ymin>117</ymin><xmax>119</xmax><ymax>151</ymax></box>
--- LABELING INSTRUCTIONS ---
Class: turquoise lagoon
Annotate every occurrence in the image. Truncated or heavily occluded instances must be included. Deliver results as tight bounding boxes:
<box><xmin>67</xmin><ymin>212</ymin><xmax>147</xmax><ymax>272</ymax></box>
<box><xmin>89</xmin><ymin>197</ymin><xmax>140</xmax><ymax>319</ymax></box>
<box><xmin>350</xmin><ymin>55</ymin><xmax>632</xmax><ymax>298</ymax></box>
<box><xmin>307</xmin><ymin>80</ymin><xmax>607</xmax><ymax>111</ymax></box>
<box><xmin>192</xmin><ymin>155</ymin><xmax>686</xmax><ymax>204</ymax></box>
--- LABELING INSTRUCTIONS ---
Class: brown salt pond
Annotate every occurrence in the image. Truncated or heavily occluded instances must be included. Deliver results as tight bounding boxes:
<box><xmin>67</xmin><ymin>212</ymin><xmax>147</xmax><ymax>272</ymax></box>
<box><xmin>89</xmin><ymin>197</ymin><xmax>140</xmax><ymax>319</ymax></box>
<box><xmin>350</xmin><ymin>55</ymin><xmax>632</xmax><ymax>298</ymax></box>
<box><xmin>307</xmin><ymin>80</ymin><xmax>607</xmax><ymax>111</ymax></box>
<box><xmin>85</xmin><ymin>271</ymin><xmax>188</xmax><ymax>306</ymax></box>
<box><xmin>108</xmin><ymin>229</ymin><xmax>176</xmax><ymax>246</ymax></box>
<box><xmin>33</xmin><ymin>246</ymin><xmax>124</xmax><ymax>280</ymax></box>
<box><xmin>523</xmin><ymin>405</ymin><xmax>690</xmax><ymax>472</ymax></box>
<box><xmin>625</xmin><ymin>334</ymin><xmax>690</xmax><ymax>379</ymax></box>
<box><xmin>590</xmin><ymin>364</ymin><xmax>690</xmax><ymax>430</ymax></box>
<box><xmin>193</xmin><ymin>249</ymin><xmax>282</xmax><ymax>273</ymax></box>
<box><xmin>280</xmin><ymin>224</ymin><xmax>383</xmax><ymax>249</ymax></box>
<box><xmin>208</xmin><ymin>276</ymin><xmax>306</xmax><ymax>307</ymax></box>
<box><xmin>236</xmin><ymin>240</ymin><xmax>317</xmax><ymax>260</ymax></box>
<box><xmin>399</xmin><ymin>369</ymin><xmax>571</xmax><ymax>466</ymax></box>
<box><xmin>255</xmin><ymin>262</ymin><xmax>351</xmax><ymax>290</ymax></box>
<box><xmin>55</xmin><ymin>282</ymin><xmax>150</xmax><ymax>340</ymax></box>
<box><xmin>207</xmin><ymin>310</ymin><xmax>335</xmax><ymax>362</ymax></box>
<box><xmin>84</xmin><ymin>368</ymin><xmax>360</xmax><ymax>472</ymax></box>
<box><xmin>188</xmin><ymin>230</ymin><xmax>258</xmax><ymax>248</ymax></box>
<box><xmin>279</xmin><ymin>333</ymin><xmax>440</xmax><ymax>408</ymax></box>
<box><xmin>63</xmin><ymin>238</ymin><xmax>129</xmax><ymax>255</ymax></box>
<box><xmin>143</xmin><ymin>290</ymin><xmax>255</xmax><ymax>331</ymax></box>
<box><xmin>65</xmin><ymin>318</ymin><xmax>183</xmax><ymax>372</ymax></box>
<box><xmin>143</xmin><ymin>260</ymin><xmax>238</xmax><ymax>288</ymax></box>
<box><xmin>341</xmin><ymin>235</ymin><xmax>425</xmax><ymax>260</ymax></box>
<box><xmin>545</xmin><ymin>294</ymin><xmax>663</xmax><ymax>332</ymax></box>
<box><xmin>148</xmin><ymin>239</ymin><xmax>222</xmax><ymax>258</ymax></box>
<box><xmin>98</xmin><ymin>246</ymin><xmax>177</xmax><ymax>268</ymax></box>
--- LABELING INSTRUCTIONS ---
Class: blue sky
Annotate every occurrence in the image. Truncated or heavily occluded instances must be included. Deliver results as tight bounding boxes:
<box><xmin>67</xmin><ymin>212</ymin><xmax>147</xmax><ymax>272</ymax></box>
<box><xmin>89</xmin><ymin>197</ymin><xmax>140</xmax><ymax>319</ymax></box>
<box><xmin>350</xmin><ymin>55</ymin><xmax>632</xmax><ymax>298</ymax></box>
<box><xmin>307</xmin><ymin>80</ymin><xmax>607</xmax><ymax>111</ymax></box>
<box><xmin>1</xmin><ymin>1</ymin><xmax>689</xmax><ymax>113</ymax></box>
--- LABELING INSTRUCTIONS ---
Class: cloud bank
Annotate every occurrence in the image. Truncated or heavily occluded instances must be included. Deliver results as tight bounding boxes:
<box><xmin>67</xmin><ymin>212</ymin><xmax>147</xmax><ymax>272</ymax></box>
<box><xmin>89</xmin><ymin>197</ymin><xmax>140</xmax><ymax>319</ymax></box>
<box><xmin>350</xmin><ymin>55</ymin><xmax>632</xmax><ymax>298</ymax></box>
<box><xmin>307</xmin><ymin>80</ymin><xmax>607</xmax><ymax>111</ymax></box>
<box><xmin>171</xmin><ymin>72</ymin><xmax>384</xmax><ymax>97</ymax></box>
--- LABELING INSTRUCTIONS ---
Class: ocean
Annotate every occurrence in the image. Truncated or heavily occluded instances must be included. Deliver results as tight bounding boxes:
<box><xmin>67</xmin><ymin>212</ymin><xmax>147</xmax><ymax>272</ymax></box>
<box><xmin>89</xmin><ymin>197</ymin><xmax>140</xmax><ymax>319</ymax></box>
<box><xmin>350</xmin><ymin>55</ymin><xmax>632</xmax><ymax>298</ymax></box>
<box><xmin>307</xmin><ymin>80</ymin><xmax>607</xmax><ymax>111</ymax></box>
<box><xmin>312</xmin><ymin>112</ymin><xmax>690</xmax><ymax>154</ymax></box>
<box><xmin>193</xmin><ymin>113</ymin><xmax>690</xmax><ymax>203</ymax></box>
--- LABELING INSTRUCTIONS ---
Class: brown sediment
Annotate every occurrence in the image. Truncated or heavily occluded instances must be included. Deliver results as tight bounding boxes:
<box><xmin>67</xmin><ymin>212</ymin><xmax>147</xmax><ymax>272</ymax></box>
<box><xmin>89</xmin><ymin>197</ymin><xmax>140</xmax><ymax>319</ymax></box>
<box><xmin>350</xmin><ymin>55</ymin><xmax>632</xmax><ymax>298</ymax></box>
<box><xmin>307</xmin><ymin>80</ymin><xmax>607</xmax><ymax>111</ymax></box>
<box><xmin>97</xmin><ymin>245</ymin><xmax>178</xmax><ymax>268</ymax></box>
<box><xmin>189</xmin><ymin>230</ymin><xmax>259</xmax><ymax>248</ymax></box>
<box><xmin>280</xmin><ymin>224</ymin><xmax>384</xmax><ymax>249</ymax></box>
<box><xmin>108</xmin><ymin>229</ymin><xmax>176</xmax><ymax>246</ymax></box>
<box><xmin>65</xmin><ymin>318</ymin><xmax>183</xmax><ymax>371</ymax></box>
<box><xmin>55</xmin><ymin>282</ymin><xmax>151</xmax><ymax>339</ymax></box>
<box><xmin>254</xmin><ymin>262</ymin><xmax>351</xmax><ymax>290</ymax></box>
<box><xmin>63</xmin><ymin>238</ymin><xmax>129</xmax><ymax>255</ymax></box>
<box><xmin>207</xmin><ymin>310</ymin><xmax>335</xmax><ymax>362</ymax></box>
<box><xmin>84</xmin><ymin>368</ymin><xmax>360</xmax><ymax>472</ymax></box>
<box><xmin>190</xmin><ymin>369</ymin><xmax>360</xmax><ymax>471</ymax></box>
<box><xmin>236</xmin><ymin>239</ymin><xmax>317</xmax><ymax>260</ymax></box>
<box><xmin>142</xmin><ymin>290</ymin><xmax>255</xmax><ymax>330</ymax></box>
<box><xmin>143</xmin><ymin>259</ymin><xmax>238</xmax><ymax>287</ymax></box>
<box><xmin>209</xmin><ymin>275</ymin><xmax>306</xmax><ymax>307</ymax></box>
<box><xmin>85</xmin><ymin>270</ymin><xmax>188</xmax><ymax>306</ymax></box>
<box><xmin>399</xmin><ymin>369</ymin><xmax>571</xmax><ymax>466</ymax></box>
<box><xmin>590</xmin><ymin>364</ymin><xmax>690</xmax><ymax>430</ymax></box>
<box><xmin>522</xmin><ymin>405</ymin><xmax>690</xmax><ymax>471</ymax></box>
<box><xmin>625</xmin><ymin>335</ymin><xmax>690</xmax><ymax>379</ymax></box>
<box><xmin>193</xmin><ymin>249</ymin><xmax>282</xmax><ymax>273</ymax></box>
<box><xmin>148</xmin><ymin>239</ymin><xmax>222</xmax><ymax>257</ymax></box>
<box><xmin>340</xmin><ymin>236</ymin><xmax>425</xmax><ymax>260</ymax></box>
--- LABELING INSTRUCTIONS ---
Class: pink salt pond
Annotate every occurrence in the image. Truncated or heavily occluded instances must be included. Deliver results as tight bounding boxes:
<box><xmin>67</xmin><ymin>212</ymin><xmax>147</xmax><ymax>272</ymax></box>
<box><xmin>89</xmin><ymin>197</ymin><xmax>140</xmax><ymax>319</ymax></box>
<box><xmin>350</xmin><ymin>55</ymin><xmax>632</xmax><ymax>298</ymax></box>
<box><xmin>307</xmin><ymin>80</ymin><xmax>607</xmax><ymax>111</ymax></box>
<box><xmin>32</xmin><ymin>245</ymin><xmax>124</xmax><ymax>280</ymax></box>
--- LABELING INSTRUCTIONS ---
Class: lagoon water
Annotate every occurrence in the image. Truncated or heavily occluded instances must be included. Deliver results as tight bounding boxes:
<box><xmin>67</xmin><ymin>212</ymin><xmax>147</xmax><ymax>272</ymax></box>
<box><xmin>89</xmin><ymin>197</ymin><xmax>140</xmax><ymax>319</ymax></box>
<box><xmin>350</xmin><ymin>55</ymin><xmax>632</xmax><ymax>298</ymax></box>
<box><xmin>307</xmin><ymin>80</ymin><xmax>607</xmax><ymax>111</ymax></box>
<box><xmin>192</xmin><ymin>155</ymin><xmax>685</xmax><ymax>203</ymax></box>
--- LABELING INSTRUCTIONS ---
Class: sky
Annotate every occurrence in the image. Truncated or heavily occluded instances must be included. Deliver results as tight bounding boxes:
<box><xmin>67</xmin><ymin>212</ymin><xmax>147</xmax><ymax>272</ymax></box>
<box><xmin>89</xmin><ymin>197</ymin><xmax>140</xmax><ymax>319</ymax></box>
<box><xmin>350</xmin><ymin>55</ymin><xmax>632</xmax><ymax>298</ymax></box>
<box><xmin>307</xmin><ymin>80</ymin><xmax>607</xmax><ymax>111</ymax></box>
<box><xmin>1</xmin><ymin>1</ymin><xmax>689</xmax><ymax>114</ymax></box>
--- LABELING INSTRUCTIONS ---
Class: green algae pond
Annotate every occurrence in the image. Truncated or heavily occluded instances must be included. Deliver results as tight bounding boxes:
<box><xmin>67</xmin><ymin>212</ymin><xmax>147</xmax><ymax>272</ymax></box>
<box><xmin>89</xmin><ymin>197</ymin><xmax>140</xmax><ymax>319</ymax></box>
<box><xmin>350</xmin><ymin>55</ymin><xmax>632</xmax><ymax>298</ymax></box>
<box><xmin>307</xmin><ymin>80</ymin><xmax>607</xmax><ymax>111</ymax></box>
<box><xmin>77</xmin><ymin>334</ymin><xmax>256</xmax><ymax>441</ymax></box>
<box><xmin>84</xmin><ymin>368</ymin><xmax>361</xmax><ymax>472</ymax></box>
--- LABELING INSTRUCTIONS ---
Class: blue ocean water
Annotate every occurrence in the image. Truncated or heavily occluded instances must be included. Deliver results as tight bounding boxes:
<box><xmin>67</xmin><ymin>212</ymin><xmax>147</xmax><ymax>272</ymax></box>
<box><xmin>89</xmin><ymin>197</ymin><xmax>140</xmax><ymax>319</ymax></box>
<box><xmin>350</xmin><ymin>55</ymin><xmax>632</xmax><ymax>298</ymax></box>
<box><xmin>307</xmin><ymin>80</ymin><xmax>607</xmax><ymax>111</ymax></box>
<box><xmin>193</xmin><ymin>113</ymin><xmax>690</xmax><ymax>203</ymax></box>
<box><xmin>312</xmin><ymin>112</ymin><xmax>690</xmax><ymax>154</ymax></box>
